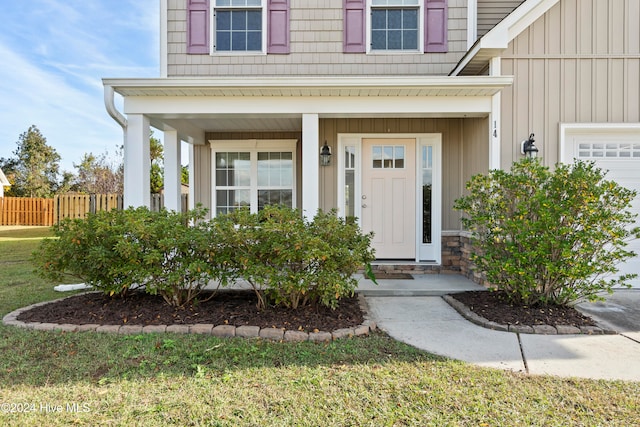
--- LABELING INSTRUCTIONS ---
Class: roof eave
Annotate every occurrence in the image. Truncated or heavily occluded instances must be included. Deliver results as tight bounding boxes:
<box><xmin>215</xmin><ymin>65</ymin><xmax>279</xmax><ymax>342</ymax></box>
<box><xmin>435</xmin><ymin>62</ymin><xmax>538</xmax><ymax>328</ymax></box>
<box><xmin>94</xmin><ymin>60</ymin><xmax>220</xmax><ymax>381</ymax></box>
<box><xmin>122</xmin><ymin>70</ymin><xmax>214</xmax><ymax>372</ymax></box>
<box><xmin>450</xmin><ymin>0</ymin><xmax>561</xmax><ymax>76</ymax></box>
<box><xmin>102</xmin><ymin>75</ymin><xmax>514</xmax><ymax>98</ymax></box>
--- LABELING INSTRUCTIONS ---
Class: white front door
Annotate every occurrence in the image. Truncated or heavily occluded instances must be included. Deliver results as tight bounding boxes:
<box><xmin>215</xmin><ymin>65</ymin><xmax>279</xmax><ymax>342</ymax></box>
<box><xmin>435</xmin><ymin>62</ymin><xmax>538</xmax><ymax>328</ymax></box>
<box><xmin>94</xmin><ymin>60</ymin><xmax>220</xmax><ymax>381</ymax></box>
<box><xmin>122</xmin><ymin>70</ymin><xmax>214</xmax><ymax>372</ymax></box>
<box><xmin>338</xmin><ymin>133</ymin><xmax>441</xmax><ymax>263</ymax></box>
<box><xmin>361</xmin><ymin>138</ymin><xmax>416</xmax><ymax>259</ymax></box>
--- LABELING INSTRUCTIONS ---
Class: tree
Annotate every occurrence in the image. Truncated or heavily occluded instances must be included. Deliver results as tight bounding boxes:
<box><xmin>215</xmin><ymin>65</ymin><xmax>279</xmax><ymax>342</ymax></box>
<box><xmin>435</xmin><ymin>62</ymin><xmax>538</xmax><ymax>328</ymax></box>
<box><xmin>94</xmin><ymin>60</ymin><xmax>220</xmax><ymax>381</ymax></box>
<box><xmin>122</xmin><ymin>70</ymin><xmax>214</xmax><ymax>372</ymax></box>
<box><xmin>150</xmin><ymin>132</ymin><xmax>164</xmax><ymax>194</ymax></box>
<box><xmin>73</xmin><ymin>152</ymin><xmax>123</xmax><ymax>194</ymax></box>
<box><xmin>182</xmin><ymin>165</ymin><xmax>189</xmax><ymax>186</ymax></box>
<box><xmin>454</xmin><ymin>158</ymin><xmax>640</xmax><ymax>306</ymax></box>
<box><xmin>10</xmin><ymin>125</ymin><xmax>61</xmax><ymax>197</ymax></box>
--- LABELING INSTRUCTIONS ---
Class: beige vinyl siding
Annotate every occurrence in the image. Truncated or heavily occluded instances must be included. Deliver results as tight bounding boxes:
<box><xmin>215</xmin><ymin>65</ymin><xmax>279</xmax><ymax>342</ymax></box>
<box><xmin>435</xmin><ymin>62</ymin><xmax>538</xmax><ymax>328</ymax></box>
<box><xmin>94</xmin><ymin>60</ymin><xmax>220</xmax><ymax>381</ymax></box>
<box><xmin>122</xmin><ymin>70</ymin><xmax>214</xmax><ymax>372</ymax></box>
<box><xmin>500</xmin><ymin>0</ymin><xmax>640</xmax><ymax>168</ymax></box>
<box><xmin>166</xmin><ymin>0</ymin><xmax>468</xmax><ymax>77</ymax></box>
<box><xmin>477</xmin><ymin>1</ymin><xmax>524</xmax><ymax>39</ymax></box>
<box><xmin>194</xmin><ymin>119</ymin><xmax>488</xmax><ymax>230</ymax></box>
<box><xmin>461</xmin><ymin>118</ymin><xmax>489</xmax><ymax>187</ymax></box>
<box><xmin>319</xmin><ymin>118</ymin><xmax>488</xmax><ymax>231</ymax></box>
<box><xmin>192</xmin><ymin>144</ymin><xmax>212</xmax><ymax>218</ymax></box>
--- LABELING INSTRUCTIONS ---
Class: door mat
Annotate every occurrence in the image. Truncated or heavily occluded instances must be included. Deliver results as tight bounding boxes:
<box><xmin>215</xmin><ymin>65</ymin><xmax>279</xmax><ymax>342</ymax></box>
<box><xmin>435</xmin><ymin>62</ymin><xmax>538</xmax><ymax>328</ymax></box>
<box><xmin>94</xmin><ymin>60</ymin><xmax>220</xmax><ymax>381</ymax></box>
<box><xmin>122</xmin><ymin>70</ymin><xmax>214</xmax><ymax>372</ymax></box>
<box><xmin>367</xmin><ymin>273</ymin><xmax>414</xmax><ymax>280</ymax></box>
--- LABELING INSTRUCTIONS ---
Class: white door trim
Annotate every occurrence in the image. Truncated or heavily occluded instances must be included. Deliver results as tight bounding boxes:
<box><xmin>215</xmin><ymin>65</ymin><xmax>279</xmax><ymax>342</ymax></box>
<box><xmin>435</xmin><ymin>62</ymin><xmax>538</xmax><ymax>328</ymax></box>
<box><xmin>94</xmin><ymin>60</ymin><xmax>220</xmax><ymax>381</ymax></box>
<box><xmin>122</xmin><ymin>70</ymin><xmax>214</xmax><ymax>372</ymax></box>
<box><xmin>337</xmin><ymin>133</ymin><xmax>442</xmax><ymax>263</ymax></box>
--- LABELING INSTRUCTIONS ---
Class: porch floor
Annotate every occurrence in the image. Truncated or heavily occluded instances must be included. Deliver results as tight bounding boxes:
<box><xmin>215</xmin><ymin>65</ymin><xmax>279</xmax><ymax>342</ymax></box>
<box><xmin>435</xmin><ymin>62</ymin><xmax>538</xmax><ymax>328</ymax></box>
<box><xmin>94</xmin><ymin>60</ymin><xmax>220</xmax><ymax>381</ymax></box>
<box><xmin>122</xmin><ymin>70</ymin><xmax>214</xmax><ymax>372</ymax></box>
<box><xmin>355</xmin><ymin>273</ymin><xmax>485</xmax><ymax>296</ymax></box>
<box><xmin>214</xmin><ymin>273</ymin><xmax>484</xmax><ymax>297</ymax></box>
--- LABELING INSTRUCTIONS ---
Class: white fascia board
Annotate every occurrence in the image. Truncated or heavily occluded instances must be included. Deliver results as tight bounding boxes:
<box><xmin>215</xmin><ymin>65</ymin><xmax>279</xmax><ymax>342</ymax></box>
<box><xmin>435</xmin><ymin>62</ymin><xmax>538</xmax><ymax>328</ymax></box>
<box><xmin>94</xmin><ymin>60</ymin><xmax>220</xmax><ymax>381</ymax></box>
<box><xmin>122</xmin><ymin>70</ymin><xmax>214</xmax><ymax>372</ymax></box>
<box><xmin>103</xmin><ymin>76</ymin><xmax>512</xmax><ymax>93</ymax></box>
<box><xmin>451</xmin><ymin>0</ymin><xmax>560</xmax><ymax>76</ymax></box>
<box><xmin>123</xmin><ymin>95</ymin><xmax>494</xmax><ymax>116</ymax></box>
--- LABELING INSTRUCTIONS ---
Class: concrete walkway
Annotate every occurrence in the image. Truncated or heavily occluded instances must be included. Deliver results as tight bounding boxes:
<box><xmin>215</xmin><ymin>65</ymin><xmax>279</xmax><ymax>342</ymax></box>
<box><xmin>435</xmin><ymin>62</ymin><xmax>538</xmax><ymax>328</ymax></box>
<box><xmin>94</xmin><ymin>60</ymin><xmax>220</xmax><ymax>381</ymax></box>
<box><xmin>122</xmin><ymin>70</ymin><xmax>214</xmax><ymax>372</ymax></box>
<box><xmin>361</xmin><ymin>276</ymin><xmax>640</xmax><ymax>382</ymax></box>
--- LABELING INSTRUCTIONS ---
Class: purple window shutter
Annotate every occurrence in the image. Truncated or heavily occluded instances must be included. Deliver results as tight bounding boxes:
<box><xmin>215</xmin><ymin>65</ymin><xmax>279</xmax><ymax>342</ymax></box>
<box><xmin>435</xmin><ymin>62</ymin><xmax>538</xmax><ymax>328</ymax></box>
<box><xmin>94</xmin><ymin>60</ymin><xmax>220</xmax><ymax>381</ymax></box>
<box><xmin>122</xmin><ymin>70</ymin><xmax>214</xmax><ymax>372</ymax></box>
<box><xmin>343</xmin><ymin>0</ymin><xmax>366</xmax><ymax>53</ymax></box>
<box><xmin>187</xmin><ymin>0</ymin><xmax>209</xmax><ymax>54</ymax></box>
<box><xmin>267</xmin><ymin>0</ymin><xmax>290</xmax><ymax>54</ymax></box>
<box><xmin>424</xmin><ymin>0</ymin><xmax>448</xmax><ymax>53</ymax></box>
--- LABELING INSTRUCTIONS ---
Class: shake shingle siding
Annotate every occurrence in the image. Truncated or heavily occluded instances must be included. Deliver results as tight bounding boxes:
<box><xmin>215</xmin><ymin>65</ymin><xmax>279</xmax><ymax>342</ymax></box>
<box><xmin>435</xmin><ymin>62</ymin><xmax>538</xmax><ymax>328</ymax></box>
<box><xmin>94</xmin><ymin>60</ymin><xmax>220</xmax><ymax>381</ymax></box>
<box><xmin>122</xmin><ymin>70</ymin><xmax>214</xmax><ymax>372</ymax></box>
<box><xmin>166</xmin><ymin>0</ymin><xmax>468</xmax><ymax>76</ymax></box>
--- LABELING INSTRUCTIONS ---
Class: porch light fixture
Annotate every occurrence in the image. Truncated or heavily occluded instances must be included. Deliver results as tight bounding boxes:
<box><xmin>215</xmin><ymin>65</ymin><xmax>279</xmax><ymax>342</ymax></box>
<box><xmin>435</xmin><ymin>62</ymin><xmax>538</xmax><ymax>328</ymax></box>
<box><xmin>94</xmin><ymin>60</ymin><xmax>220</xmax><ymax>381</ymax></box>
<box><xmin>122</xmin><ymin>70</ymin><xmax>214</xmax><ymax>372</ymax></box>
<box><xmin>521</xmin><ymin>133</ymin><xmax>539</xmax><ymax>158</ymax></box>
<box><xmin>320</xmin><ymin>141</ymin><xmax>332</xmax><ymax>166</ymax></box>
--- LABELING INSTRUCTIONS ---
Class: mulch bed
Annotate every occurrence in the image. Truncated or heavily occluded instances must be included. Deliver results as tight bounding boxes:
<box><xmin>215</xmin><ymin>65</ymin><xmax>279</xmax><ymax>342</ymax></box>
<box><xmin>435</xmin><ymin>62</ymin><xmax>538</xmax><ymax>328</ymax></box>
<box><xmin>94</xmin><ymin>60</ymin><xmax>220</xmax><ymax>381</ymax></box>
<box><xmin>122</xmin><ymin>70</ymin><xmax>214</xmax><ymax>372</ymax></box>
<box><xmin>17</xmin><ymin>291</ymin><xmax>364</xmax><ymax>333</ymax></box>
<box><xmin>451</xmin><ymin>290</ymin><xmax>596</xmax><ymax>328</ymax></box>
<box><xmin>16</xmin><ymin>288</ymin><xmax>598</xmax><ymax>333</ymax></box>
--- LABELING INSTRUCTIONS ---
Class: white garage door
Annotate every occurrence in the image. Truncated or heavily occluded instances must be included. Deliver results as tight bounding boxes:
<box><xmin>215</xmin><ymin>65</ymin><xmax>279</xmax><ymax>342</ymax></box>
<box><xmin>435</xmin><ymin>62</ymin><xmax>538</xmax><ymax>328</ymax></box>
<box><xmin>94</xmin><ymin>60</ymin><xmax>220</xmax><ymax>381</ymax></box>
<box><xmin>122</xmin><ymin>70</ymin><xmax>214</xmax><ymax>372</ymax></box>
<box><xmin>562</xmin><ymin>126</ymin><xmax>640</xmax><ymax>288</ymax></box>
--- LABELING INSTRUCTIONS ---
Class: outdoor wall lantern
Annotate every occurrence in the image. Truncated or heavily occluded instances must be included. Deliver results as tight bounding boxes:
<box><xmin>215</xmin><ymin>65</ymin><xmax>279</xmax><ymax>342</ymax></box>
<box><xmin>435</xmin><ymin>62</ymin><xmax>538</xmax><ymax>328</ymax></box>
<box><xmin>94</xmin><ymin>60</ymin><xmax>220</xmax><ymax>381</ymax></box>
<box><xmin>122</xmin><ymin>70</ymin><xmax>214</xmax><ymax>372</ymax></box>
<box><xmin>521</xmin><ymin>133</ymin><xmax>539</xmax><ymax>158</ymax></box>
<box><xmin>320</xmin><ymin>141</ymin><xmax>332</xmax><ymax>166</ymax></box>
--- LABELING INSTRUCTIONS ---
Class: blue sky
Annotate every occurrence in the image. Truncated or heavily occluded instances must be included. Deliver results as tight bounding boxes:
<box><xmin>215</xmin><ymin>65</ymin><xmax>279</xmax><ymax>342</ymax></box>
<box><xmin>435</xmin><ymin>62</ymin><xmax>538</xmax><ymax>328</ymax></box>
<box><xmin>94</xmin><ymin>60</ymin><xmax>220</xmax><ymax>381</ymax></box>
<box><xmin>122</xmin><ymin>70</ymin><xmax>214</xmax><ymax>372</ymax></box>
<box><xmin>0</xmin><ymin>1</ymin><xmax>160</xmax><ymax>171</ymax></box>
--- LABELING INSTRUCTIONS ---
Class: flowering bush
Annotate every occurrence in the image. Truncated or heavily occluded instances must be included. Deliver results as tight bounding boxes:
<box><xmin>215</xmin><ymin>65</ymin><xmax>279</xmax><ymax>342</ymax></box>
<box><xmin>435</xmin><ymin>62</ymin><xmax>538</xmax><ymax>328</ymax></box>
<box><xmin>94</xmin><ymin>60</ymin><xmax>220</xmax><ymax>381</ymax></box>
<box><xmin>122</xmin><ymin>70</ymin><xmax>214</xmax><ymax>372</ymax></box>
<box><xmin>454</xmin><ymin>158</ymin><xmax>639</xmax><ymax>306</ymax></box>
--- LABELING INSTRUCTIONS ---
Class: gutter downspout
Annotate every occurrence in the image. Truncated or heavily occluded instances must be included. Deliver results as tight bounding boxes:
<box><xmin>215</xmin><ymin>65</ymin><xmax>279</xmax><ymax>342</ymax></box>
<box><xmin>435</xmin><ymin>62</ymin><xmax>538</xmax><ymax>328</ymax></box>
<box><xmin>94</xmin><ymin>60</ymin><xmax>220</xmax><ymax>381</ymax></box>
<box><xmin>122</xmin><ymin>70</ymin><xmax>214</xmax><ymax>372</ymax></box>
<box><xmin>104</xmin><ymin>85</ymin><xmax>127</xmax><ymax>130</ymax></box>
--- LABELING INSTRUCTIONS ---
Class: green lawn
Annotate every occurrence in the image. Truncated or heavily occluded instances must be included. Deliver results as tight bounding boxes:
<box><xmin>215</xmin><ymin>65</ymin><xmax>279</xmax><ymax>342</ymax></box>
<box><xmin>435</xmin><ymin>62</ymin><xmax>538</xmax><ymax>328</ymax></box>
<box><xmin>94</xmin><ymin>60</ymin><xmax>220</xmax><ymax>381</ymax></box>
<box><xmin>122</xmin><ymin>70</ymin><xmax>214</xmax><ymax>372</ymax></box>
<box><xmin>0</xmin><ymin>227</ymin><xmax>638</xmax><ymax>426</ymax></box>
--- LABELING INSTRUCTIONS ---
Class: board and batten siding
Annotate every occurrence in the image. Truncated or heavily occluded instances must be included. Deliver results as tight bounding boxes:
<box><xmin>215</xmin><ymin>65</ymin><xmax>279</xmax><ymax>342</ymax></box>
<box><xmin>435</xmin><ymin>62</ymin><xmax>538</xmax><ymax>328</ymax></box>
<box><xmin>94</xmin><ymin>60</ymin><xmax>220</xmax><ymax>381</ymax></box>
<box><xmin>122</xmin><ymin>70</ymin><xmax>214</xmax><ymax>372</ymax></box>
<box><xmin>192</xmin><ymin>119</ymin><xmax>488</xmax><ymax>230</ymax></box>
<box><xmin>167</xmin><ymin>0</ymin><xmax>468</xmax><ymax>77</ymax></box>
<box><xmin>476</xmin><ymin>1</ymin><xmax>524</xmax><ymax>39</ymax></box>
<box><xmin>192</xmin><ymin>144</ymin><xmax>212</xmax><ymax>218</ymax></box>
<box><xmin>500</xmin><ymin>0</ymin><xmax>640</xmax><ymax>168</ymax></box>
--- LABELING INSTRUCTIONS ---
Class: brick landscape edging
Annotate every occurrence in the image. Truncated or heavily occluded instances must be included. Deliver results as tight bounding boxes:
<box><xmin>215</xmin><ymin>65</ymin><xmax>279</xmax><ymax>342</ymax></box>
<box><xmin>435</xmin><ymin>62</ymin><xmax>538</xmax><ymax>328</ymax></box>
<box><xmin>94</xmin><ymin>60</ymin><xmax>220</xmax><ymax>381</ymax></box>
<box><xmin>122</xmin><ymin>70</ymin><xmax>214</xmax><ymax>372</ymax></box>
<box><xmin>1</xmin><ymin>293</ymin><xmax>377</xmax><ymax>342</ymax></box>
<box><xmin>442</xmin><ymin>294</ymin><xmax>616</xmax><ymax>335</ymax></box>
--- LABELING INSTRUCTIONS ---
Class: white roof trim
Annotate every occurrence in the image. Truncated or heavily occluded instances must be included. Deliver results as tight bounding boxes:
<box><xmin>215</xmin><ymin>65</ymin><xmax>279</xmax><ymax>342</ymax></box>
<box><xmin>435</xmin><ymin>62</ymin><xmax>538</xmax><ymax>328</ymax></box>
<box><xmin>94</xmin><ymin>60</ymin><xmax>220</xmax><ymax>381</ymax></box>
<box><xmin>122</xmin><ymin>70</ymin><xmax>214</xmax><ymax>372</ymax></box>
<box><xmin>103</xmin><ymin>76</ymin><xmax>513</xmax><ymax>98</ymax></box>
<box><xmin>451</xmin><ymin>0</ymin><xmax>560</xmax><ymax>76</ymax></box>
<box><xmin>0</xmin><ymin>168</ymin><xmax>10</xmax><ymax>186</ymax></box>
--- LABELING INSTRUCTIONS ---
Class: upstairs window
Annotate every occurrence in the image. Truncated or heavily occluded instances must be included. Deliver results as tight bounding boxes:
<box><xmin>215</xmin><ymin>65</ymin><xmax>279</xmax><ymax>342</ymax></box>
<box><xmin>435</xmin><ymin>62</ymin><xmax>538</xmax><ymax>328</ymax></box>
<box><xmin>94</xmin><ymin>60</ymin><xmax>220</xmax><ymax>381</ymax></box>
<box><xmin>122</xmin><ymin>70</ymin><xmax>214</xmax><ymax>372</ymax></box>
<box><xmin>343</xmin><ymin>0</ymin><xmax>448</xmax><ymax>54</ymax></box>
<box><xmin>371</xmin><ymin>0</ymin><xmax>420</xmax><ymax>51</ymax></box>
<box><xmin>187</xmin><ymin>0</ymin><xmax>290</xmax><ymax>55</ymax></box>
<box><xmin>214</xmin><ymin>0</ymin><xmax>264</xmax><ymax>52</ymax></box>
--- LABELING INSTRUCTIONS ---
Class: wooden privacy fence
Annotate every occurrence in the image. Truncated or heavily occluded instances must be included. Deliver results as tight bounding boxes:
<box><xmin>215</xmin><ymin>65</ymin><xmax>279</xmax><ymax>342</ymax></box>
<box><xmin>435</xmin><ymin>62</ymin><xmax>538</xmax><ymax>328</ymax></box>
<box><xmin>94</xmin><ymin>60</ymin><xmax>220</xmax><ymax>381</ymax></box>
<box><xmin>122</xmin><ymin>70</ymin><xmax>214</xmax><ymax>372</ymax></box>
<box><xmin>0</xmin><ymin>197</ymin><xmax>55</xmax><ymax>226</ymax></box>
<box><xmin>54</xmin><ymin>194</ymin><xmax>124</xmax><ymax>223</ymax></box>
<box><xmin>0</xmin><ymin>194</ymin><xmax>189</xmax><ymax>226</ymax></box>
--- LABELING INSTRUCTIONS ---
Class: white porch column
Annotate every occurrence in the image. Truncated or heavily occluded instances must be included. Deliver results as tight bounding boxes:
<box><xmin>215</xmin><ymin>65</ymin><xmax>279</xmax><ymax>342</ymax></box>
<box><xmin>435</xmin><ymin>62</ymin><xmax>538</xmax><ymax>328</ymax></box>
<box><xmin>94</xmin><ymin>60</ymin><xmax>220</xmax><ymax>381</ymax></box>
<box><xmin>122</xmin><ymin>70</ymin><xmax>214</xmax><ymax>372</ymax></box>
<box><xmin>124</xmin><ymin>114</ymin><xmax>151</xmax><ymax>207</ymax></box>
<box><xmin>164</xmin><ymin>130</ymin><xmax>182</xmax><ymax>212</ymax></box>
<box><xmin>489</xmin><ymin>57</ymin><xmax>502</xmax><ymax>170</ymax></box>
<box><xmin>188</xmin><ymin>144</ymin><xmax>195</xmax><ymax>211</ymax></box>
<box><xmin>302</xmin><ymin>113</ymin><xmax>320</xmax><ymax>218</ymax></box>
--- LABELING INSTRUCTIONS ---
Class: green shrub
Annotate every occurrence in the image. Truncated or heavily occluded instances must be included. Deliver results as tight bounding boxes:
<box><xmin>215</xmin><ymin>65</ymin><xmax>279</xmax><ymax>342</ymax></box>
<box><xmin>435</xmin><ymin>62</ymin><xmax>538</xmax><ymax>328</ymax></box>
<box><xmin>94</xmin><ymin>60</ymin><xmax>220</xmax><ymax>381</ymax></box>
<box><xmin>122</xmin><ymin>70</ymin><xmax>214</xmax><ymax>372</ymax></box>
<box><xmin>33</xmin><ymin>207</ymin><xmax>222</xmax><ymax>307</ymax></box>
<box><xmin>116</xmin><ymin>207</ymin><xmax>222</xmax><ymax>307</ymax></box>
<box><xmin>216</xmin><ymin>206</ymin><xmax>375</xmax><ymax>309</ymax></box>
<box><xmin>454</xmin><ymin>158</ymin><xmax>640</xmax><ymax>306</ymax></box>
<box><xmin>33</xmin><ymin>207</ymin><xmax>149</xmax><ymax>297</ymax></box>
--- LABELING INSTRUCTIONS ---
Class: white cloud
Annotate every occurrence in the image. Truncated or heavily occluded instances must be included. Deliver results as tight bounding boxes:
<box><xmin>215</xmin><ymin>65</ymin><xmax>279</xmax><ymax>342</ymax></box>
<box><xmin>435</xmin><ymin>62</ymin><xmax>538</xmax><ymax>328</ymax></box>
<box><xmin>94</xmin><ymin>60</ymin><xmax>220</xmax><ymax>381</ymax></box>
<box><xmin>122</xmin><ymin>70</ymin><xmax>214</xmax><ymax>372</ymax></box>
<box><xmin>0</xmin><ymin>0</ymin><xmax>160</xmax><ymax>171</ymax></box>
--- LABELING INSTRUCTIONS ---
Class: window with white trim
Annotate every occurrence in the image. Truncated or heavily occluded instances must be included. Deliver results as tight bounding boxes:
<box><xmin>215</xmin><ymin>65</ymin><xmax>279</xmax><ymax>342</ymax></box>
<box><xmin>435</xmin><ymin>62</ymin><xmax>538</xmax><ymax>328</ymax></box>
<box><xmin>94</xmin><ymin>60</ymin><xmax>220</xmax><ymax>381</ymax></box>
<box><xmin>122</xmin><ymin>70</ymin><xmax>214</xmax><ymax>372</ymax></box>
<box><xmin>344</xmin><ymin>145</ymin><xmax>356</xmax><ymax>218</ymax></box>
<box><xmin>212</xmin><ymin>140</ymin><xmax>296</xmax><ymax>215</ymax></box>
<box><xmin>370</xmin><ymin>0</ymin><xmax>421</xmax><ymax>51</ymax></box>
<box><xmin>577</xmin><ymin>142</ymin><xmax>640</xmax><ymax>159</ymax></box>
<box><xmin>213</xmin><ymin>0</ymin><xmax>264</xmax><ymax>53</ymax></box>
